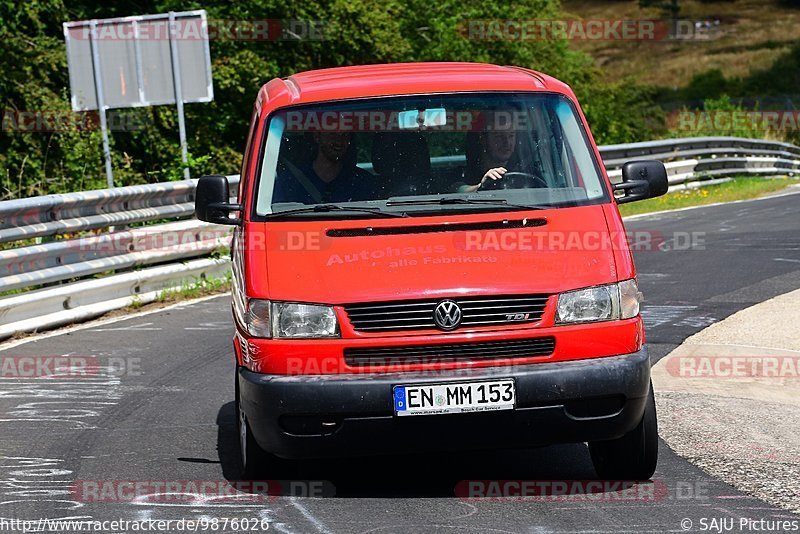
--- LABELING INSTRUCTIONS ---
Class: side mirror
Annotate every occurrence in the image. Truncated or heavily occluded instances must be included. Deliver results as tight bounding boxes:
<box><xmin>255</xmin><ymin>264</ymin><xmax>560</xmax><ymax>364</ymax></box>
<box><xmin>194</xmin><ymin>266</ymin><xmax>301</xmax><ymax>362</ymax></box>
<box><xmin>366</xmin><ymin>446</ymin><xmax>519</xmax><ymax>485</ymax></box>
<box><xmin>614</xmin><ymin>160</ymin><xmax>669</xmax><ymax>204</ymax></box>
<box><xmin>195</xmin><ymin>175</ymin><xmax>242</xmax><ymax>225</ymax></box>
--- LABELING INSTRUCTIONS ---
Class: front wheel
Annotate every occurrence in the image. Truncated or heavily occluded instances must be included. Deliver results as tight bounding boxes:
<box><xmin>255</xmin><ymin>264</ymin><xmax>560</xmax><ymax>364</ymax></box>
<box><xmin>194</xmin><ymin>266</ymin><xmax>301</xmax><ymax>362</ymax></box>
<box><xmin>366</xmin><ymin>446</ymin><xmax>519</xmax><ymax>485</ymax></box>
<box><xmin>235</xmin><ymin>367</ymin><xmax>269</xmax><ymax>480</ymax></box>
<box><xmin>589</xmin><ymin>381</ymin><xmax>658</xmax><ymax>480</ymax></box>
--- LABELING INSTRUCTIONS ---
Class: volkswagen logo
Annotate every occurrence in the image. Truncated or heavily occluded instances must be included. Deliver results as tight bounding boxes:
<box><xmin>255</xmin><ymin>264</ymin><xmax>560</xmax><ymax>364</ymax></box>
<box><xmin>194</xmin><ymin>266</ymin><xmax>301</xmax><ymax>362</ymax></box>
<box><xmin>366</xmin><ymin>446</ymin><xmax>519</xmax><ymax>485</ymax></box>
<box><xmin>433</xmin><ymin>299</ymin><xmax>462</xmax><ymax>330</ymax></box>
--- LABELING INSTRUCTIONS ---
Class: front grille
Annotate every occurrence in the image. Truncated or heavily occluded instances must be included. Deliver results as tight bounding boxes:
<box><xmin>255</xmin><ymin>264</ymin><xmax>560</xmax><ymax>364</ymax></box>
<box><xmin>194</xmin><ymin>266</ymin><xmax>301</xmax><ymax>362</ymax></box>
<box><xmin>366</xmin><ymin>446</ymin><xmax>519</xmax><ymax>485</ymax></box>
<box><xmin>344</xmin><ymin>337</ymin><xmax>556</xmax><ymax>366</ymax></box>
<box><xmin>343</xmin><ymin>294</ymin><xmax>549</xmax><ymax>332</ymax></box>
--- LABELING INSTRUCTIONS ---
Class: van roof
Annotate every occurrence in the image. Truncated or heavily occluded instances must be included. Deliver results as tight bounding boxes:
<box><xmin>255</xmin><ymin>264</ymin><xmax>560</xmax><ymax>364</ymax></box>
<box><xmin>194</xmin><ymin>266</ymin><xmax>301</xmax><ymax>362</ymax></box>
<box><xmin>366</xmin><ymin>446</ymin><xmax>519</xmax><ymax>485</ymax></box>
<box><xmin>259</xmin><ymin>62</ymin><xmax>572</xmax><ymax>109</ymax></box>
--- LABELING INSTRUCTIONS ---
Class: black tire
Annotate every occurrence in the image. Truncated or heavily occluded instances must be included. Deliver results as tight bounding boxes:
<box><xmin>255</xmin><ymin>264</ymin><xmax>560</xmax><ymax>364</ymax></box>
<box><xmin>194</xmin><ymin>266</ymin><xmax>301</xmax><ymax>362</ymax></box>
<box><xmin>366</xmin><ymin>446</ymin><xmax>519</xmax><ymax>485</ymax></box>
<box><xmin>235</xmin><ymin>367</ymin><xmax>269</xmax><ymax>480</ymax></box>
<box><xmin>589</xmin><ymin>381</ymin><xmax>658</xmax><ymax>480</ymax></box>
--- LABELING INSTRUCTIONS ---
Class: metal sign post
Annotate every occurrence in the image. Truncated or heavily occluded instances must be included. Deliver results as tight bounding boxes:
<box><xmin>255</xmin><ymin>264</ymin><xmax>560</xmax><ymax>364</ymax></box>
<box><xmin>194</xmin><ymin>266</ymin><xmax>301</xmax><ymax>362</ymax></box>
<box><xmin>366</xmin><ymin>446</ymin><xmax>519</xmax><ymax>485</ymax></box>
<box><xmin>64</xmin><ymin>11</ymin><xmax>214</xmax><ymax>186</ymax></box>
<box><xmin>88</xmin><ymin>20</ymin><xmax>115</xmax><ymax>188</ymax></box>
<box><xmin>168</xmin><ymin>11</ymin><xmax>190</xmax><ymax>179</ymax></box>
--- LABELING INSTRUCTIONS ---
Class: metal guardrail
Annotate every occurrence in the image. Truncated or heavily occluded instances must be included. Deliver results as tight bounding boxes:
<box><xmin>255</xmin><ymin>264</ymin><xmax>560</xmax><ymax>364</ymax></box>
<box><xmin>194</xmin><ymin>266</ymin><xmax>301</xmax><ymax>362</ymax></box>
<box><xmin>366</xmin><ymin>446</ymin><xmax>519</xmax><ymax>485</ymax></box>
<box><xmin>0</xmin><ymin>175</ymin><xmax>239</xmax><ymax>339</ymax></box>
<box><xmin>0</xmin><ymin>257</ymin><xmax>230</xmax><ymax>339</ymax></box>
<box><xmin>599</xmin><ymin>136</ymin><xmax>800</xmax><ymax>168</ymax></box>
<box><xmin>0</xmin><ymin>220</ymin><xmax>230</xmax><ymax>292</ymax></box>
<box><xmin>0</xmin><ymin>177</ymin><xmax>238</xmax><ymax>242</ymax></box>
<box><xmin>0</xmin><ymin>137</ymin><xmax>798</xmax><ymax>340</ymax></box>
<box><xmin>599</xmin><ymin>137</ymin><xmax>800</xmax><ymax>189</ymax></box>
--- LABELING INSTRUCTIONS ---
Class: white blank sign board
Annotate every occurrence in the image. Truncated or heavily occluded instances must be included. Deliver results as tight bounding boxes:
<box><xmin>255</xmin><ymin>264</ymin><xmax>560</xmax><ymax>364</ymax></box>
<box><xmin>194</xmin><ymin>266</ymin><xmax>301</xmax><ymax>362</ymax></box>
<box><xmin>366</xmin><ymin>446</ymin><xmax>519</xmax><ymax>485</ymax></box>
<box><xmin>64</xmin><ymin>10</ymin><xmax>214</xmax><ymax>112</ymax></box>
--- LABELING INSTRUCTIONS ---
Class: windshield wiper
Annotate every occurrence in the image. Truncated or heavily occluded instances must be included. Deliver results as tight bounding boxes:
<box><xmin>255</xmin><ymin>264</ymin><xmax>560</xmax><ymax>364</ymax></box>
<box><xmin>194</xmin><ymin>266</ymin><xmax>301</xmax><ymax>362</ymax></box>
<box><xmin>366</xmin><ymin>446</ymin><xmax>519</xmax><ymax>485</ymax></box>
<box><xmin>386</xmin><ymin>197</ymin><xmax>545</xmax><ymax>210</ymax></box>
<box><xmin>266</xmin><ymin>204</ymin><xmax>407</xmax><ymax>218</ymax></box>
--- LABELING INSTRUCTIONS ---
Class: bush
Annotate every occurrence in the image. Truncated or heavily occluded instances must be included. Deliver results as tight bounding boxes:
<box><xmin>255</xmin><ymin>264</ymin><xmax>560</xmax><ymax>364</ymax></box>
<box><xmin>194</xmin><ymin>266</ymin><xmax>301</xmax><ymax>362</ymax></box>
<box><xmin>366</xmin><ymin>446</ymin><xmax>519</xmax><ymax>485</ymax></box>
<box><xmin>667</xmin><ymin>95</ymin><xmax>778</xmax><ymax>140</ymax></box>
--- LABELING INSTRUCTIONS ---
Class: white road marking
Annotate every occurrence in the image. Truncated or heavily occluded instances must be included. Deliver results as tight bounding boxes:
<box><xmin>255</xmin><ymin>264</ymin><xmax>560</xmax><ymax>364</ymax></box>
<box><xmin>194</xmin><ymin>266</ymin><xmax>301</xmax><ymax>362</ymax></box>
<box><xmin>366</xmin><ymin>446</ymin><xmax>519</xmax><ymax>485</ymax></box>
<box><xmin>641</xmin><ymin>305</ymin><xmax>697</xmax><ymax>328</ymax></box>
<box><xmin>0</xmin><ymin>456</ymin><xmax>85</xmax><ymax>515</ymax></box>
<box><xmin>0</xmin><ymin>295</ymin><xmax>226</xmax><ymax>353</ymax></box>
<box><xmin>93</xmin><ymin>322</ymin><xmax>162</xmax><ymax>332</ymax></box>
<box><xmin>637</xmin><ymin>273</ymin><xmax>669</xmax><ymax>279</ymax></box>
<box><xmin>184</xmin><ymin>322</ymin><xmax>232</xmax><ymax>331</ymax></box>
<box><xmin>0</xmin><ymin>365</ymin><xmax>121</xmax><ymax>431</ymax></box>
<box><xmin>288</xmin><ymin>496</ymin><xmax>333</xmax><ymax>534</ymax></box>
<box><xmin>675</xmin><ymin>315</ymin><xmax>717</xmax><ymax>328</ymax></box>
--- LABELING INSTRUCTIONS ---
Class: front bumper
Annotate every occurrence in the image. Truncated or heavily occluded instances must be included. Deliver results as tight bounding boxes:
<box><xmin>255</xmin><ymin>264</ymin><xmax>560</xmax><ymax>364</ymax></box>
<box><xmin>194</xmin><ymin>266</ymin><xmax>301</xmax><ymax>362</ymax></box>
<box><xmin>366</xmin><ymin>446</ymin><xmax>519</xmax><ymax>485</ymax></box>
<box><xmin>238</xmin><ymin>347</ymin><xmax>651</xmax><ymax>459</ymax></box>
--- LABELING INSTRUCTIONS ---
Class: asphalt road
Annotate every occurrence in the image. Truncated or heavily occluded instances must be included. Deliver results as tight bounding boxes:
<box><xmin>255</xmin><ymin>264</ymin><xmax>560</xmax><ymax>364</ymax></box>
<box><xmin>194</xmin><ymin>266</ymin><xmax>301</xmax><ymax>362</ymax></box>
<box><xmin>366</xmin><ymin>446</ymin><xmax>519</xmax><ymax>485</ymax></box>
<box><xmin>1</xmin><ymin>190</ymin><xmax>799</xmax><ymax>533</ymax></box>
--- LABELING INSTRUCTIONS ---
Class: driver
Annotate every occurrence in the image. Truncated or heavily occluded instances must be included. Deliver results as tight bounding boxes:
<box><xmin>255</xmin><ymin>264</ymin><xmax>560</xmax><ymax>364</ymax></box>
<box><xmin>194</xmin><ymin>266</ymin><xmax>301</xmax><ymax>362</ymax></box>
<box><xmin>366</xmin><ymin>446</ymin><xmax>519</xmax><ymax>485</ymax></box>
<box><xmin>457</xmin><ymin>110</ymin><xmax>521</xmax><ymax>193</ymax></box>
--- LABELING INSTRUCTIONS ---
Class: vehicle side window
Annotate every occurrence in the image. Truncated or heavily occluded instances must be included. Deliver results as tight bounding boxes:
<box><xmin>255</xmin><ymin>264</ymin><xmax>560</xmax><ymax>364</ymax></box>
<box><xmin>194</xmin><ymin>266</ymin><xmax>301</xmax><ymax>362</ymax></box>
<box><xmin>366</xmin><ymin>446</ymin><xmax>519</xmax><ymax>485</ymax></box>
<box><xmin>238</xmin><ymin>105</ymin><xmax>260</xmax><ymax>206</ymax></box>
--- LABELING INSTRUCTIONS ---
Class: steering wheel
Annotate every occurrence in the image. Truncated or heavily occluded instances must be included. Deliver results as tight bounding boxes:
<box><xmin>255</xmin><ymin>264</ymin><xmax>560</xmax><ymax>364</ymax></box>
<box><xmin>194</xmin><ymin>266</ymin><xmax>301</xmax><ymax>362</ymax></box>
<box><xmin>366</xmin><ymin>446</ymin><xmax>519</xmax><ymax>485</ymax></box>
<box><xmin>478</xmin><ymin>171</ymin><xmax>548</xmax><ymax>191</ymax></box>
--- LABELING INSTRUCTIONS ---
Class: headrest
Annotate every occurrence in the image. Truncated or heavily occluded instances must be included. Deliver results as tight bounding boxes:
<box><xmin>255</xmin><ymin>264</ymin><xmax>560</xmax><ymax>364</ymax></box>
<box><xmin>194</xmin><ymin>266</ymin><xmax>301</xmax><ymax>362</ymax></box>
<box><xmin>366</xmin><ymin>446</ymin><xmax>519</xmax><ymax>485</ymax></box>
<box><xmin>371</xmin><ymin>132</ymin><xmax>431</xmax><ymax>177</ymax></box>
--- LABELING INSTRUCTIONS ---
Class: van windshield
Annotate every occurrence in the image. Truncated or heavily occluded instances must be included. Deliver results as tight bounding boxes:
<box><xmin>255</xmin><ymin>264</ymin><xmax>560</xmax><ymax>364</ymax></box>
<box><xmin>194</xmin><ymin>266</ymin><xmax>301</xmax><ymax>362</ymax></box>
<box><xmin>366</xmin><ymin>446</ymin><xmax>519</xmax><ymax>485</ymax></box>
<box><xmin>254</xmin><ymin>92</ymin><xmax>610</xmax><ymax>217</ymax></box>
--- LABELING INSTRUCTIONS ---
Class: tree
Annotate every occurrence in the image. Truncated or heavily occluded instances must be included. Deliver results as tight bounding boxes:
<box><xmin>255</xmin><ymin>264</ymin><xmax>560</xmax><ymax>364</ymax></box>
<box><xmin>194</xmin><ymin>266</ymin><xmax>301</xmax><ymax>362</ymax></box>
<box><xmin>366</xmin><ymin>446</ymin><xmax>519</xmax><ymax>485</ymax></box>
<box><xmin>0</xmin><ymin>0</ymin><xmax>659</xmax><ymax>197</ymax></box>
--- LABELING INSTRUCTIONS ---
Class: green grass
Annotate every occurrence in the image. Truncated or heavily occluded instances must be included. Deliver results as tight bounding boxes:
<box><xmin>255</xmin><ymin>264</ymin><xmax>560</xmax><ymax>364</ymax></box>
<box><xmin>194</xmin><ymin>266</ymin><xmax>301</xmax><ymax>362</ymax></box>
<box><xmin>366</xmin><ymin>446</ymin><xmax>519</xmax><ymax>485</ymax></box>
<box><xmin>618</xmin><ymin>176</ymin><xmax>797</xmax><ymax>217</ymax></box>
<box><xmin>156</xmin><ymin>271</ymin><xmax>232</xmax><ymax>303</ymax></box>
<box><xmin>0</xmin><ymin>286</ymin><xmax>32</xmax><ymax>298</ymax></box>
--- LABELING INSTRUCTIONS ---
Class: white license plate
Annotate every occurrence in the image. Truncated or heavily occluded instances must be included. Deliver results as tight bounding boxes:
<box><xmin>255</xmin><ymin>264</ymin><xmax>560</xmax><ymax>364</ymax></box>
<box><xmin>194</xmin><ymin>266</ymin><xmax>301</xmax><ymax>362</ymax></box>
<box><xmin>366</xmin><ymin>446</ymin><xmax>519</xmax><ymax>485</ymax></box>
<box><xmin>393</xmin><ymin>379</ymin><xmax>515</xmax><ymax>417</ymax></box>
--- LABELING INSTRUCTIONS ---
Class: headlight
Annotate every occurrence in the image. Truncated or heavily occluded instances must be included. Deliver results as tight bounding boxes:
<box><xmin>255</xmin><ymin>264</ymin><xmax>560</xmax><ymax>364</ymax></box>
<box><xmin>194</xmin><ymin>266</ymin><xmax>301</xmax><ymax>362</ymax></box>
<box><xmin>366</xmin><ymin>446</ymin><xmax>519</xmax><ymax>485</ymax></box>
<box><xmin>556</xmin><ymin>284</ymin><xmax>617</xmax><ymax>323</ymax></box>
<box><xmin>236</xmin><ymin>299</ymin><xmax>340</xmax><ymax>339</ymax></box>
<box><xmin>555</xmin><ymin>279</ymin><xmax>642</xmax><ymax>324</ymax></box>
<box><xmin>272</xmin><ymin>302</ymin><xmax>339</xmax><ymax>338</ymax></box>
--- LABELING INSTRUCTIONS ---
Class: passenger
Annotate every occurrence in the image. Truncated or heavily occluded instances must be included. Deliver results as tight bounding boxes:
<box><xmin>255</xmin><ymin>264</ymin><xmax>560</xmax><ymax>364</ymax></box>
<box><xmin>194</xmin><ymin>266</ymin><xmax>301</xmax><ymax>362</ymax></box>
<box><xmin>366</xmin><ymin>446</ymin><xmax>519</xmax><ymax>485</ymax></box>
<box><xmin>273</xmin><ymin>131</ymin><xmax>373</xmax><ymax>204</ymax></box>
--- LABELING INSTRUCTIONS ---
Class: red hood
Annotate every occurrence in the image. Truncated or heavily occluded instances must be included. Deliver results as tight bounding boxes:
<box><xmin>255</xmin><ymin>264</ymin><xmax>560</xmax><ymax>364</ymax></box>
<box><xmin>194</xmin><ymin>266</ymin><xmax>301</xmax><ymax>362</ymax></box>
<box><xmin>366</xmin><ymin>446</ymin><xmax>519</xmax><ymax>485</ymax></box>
<box><xmin>248</xmin><ymin>205</ymin><xmax>619</xmax><ymax>304</ymax></box>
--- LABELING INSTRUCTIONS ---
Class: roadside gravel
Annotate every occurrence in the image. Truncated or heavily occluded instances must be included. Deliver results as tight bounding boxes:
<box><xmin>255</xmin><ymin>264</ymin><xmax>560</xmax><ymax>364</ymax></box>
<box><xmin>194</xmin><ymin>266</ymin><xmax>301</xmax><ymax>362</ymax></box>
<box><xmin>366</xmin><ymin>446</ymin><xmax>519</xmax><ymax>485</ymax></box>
<box><xmin>651</xmin><ymin>288</ymin><xmax>800</xmax><ymax>514</ymax></box>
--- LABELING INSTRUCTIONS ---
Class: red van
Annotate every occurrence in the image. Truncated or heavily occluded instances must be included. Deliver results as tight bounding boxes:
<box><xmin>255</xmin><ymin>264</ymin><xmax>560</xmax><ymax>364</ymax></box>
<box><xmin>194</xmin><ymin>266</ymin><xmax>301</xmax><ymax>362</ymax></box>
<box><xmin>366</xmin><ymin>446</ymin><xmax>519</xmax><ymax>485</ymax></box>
<box><xmin>195</xmin><ymin>63</ymin><xmax>668</xmax><ymax>480</ymax></box>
